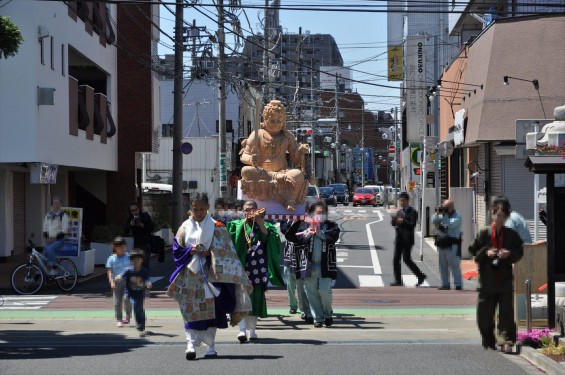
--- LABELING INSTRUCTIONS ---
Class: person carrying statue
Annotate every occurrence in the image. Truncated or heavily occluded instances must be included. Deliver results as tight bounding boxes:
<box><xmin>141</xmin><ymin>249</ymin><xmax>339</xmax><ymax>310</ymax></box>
<box><xmin>239</xmin><ymin>100</ymin><xmax>309</xmax><ymax>211</ymax></box>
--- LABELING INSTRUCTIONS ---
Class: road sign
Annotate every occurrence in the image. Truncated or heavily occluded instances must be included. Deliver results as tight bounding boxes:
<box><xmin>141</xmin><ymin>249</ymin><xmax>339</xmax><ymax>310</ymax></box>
<box><xmin>389</xmin><ymin>145</ymin><xmax>395</xmax><ymax>154</ymax></box>
<box><xmin>180</xmin><ymin>142</ymin><xmax>193</xmax><ymax>155</ymax></box>
<box><xmin>437</xmin><ymin>141</ymin><xmax>454</xmax><ymax>157</ymax></box>
<box><xmin>410</xmin><ymin>147</ymin><xmax>421</xmax><ymax>166</ymax></box>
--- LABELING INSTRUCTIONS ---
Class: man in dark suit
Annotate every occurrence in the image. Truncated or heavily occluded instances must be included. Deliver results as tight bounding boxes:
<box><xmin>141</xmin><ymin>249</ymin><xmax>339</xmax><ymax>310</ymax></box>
<box><xmin>124</xmin><ymin>202</ymin><xmax>154</xmax><ymax>269</ymax></box>
<box><xmin>390</xmin><ymin>192</ymin><xmax>426</xmax><ymax>287</ymax></box>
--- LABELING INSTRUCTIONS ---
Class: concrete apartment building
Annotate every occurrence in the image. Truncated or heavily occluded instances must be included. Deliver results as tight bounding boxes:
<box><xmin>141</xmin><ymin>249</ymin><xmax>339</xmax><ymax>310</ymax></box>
<box><xmin>0</xmin><ymin>1</ymin><xmax>160</xmax><ymax>259</ymax></box>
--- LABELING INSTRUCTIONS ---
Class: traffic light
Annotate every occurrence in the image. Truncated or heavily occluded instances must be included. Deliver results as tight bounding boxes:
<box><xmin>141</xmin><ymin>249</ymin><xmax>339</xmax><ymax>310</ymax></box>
<box><xmin>413</xmin><ymin>168</ymin><xmax>421</xmax><ymax>175</ymax></box>
<box><xmin>296</xmin><ymin>128</ymin><xmax>313</xmax><ymax>136</ymax></box>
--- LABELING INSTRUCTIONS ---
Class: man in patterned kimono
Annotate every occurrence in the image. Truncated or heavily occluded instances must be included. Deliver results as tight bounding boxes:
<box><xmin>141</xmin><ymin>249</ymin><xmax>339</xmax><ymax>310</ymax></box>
<box><xmin>226</xmin><ymin>200</ymin><xmax>285</xmax><ymax>342</ymax></box>
<box><xmin>167</xmin><ymin>193</ymin><xmax>252</xmax><ymax>360</ymax></box>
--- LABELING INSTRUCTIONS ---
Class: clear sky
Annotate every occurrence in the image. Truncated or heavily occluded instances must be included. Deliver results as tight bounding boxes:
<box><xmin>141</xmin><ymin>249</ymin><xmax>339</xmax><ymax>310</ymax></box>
<box><xmin>158</xmin><ymin>3</ymin><xmax>401</xmax><ymax>113</ymax></box>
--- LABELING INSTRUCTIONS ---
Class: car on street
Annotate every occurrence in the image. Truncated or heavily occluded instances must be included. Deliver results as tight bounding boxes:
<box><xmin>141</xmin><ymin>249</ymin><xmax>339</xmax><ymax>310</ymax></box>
<box><xmin>327</xmin><ymin>183</ymin><xmax>349</xmax><ymax>205</ymax></box>
<box><xmin>352</xmin><ymin>187</ymin><xmax>378</xmax><ymax>207</ymax></box>
<box><xmin>319</xmin><ymin>186</ymin><xmax>337</xmax><ymax>206</ymax></box>
<box><xmin>305</xmin><ymin>184</ymin><xmax>321</xmax><ymax>208</ymax></box>
<box><xmin>364</xmin><ymin>185</ymin><xmax>385</xmax><ymax>206</ymax></box>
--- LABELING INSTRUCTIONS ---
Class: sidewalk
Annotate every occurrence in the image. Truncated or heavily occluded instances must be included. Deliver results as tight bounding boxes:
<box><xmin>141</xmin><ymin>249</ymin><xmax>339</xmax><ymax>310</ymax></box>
<box><xmin>0</xmin><ymin>252</ymin><xmax>108</xmax><ymax>291</ymax></box>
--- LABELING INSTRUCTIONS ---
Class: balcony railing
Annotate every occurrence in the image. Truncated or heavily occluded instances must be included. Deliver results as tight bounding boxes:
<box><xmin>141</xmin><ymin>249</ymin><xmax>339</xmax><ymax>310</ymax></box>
<box><xmin>66</xmin><ymin>1</ymin><xmax>116</xmax><ymax>46</ymax></box>
<box><xmin>69</xmin><ymin>76</ymin><xmax>116</xmax><ymax>143</ymax></box>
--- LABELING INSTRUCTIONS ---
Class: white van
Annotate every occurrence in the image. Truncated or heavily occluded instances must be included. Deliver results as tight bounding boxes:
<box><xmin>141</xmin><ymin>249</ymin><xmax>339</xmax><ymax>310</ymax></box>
<box><xmin>142</xmin><ymin>182</ymin><xmax>172</xmax><ymax>194</ymax></box>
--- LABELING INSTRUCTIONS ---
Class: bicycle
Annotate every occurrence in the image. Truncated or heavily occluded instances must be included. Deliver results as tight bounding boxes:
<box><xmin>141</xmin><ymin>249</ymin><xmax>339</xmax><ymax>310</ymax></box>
<box><xmin>11</xmin><ymin>239</ymin><xmax>78</xmax><ymax>295</ymax></box>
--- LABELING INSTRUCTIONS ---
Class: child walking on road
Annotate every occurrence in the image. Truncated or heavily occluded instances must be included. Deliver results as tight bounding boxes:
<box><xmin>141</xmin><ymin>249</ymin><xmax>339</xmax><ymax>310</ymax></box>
<box><xmin>116</xmin><ymin>249</ymin><xmax>152</xmax><ymax>337</ymax></box>
<box><xmin>106</xmin><ymin>237</ymin><xmax>132</xmax><ymax>327</ymax></box>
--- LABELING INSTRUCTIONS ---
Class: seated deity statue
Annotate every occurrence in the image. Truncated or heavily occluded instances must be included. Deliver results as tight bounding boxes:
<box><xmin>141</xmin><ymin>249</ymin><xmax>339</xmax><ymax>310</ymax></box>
<box><xmin>240</xmin><ymin>100</ymin><xmax>309</xmax><ymax>211</ymax></box>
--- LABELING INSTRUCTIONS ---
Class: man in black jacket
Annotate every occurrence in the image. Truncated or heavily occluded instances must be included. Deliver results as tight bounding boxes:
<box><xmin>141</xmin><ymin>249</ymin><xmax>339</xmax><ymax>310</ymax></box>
<box><xmin>285</xmin><ymin>202</ymin><xmax>339</xmax><ymax>327</ymax></box>
<box><xmin>124</xmin><ymin>202</ymin><xmax>154</xmax><ymax>269</ymax></box>
<box><xmin>390</xmin><ymin>192</ymin><xmax>426</xmax><ymax>287</ymax></box>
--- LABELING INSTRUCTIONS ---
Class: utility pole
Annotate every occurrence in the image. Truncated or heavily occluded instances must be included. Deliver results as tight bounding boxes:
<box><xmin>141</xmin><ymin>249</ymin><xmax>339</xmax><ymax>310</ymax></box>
<box><xmin>393</xmin><ymin>106</ymin><xmax>398</xmax><ymax>206</ymax></box>
<box><xmin>334</xmin><ymin>76</ymin><xmax>340</xmax><ymax>183</ymax></box>
<box><xmin>217</xmin><ymin>0</ymin><xmax>228</xmax><ymax>199</ymax></box>
<box><xmin>172</xmin><ymin>0</ymin><xmax>184</xmax><ymax>231</ymax></box>
<box><xmin>262</xmin><ymin>0</ymin><xmax>270</xmax><ymax>103</ymax></box>
<box><xmin>361</xmin><ymin>102</ymin><xmax>365</xmax><ymax>187</ymax></box>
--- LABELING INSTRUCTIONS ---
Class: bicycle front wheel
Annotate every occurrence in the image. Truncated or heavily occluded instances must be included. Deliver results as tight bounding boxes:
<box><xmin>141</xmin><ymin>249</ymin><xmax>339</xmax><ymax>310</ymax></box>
<box><xmin>11</xmin><ymin>263</ymin><xmax>43</xmax><ymax>295</ymax></box>
<box><xmin>56</xmin><ymin>259</ymin><xmax>78</xmax><ymax>292</ymax></box>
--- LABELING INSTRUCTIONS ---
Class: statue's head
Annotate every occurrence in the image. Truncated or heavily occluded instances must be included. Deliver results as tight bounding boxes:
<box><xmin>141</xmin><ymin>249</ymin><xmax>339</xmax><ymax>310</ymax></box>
<box><xmin>261</xmin><ymin>100</ymin><xmax>286</xmax><ymax>133</ymax></box>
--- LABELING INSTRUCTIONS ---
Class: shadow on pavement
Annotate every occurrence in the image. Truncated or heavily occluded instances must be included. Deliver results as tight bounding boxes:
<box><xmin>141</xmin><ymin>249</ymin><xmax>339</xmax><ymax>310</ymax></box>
<box><xmin>266</xmin><ymin>313</ymin><xmax>383</xmax><ymax>330</ymax></box>
<box><xmin>0</xmin><ymin>330</ymin><xmax>146</xmax><ymax>360</ymax></box>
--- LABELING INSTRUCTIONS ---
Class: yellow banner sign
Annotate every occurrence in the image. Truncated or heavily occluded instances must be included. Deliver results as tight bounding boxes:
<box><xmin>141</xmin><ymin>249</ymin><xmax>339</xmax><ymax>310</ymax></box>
<box><xmin>387</xmin><ymin>45</ymin><xmax>403</xmax><ymax>81</ymax></box>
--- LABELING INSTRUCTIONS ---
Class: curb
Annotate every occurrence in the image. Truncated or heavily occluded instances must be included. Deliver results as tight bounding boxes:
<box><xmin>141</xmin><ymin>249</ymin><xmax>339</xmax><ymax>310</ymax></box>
<box><xmin>521</xmin><ymin>346</ymin><xmax>565</xmax><ymax>375</ymax></box>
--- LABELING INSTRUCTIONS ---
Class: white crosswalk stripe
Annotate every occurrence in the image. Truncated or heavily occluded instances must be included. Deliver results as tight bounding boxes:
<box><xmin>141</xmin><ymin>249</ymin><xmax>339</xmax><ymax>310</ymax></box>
<box><xmin>0</xmin><ymin>295</ymin><xmax>57</xmax><ymax>310</ymax></box>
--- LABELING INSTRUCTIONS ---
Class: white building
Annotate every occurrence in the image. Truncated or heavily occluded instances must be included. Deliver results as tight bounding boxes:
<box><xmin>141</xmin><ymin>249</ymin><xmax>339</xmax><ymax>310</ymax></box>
<box><xmin>0</xmin><ymin>2</ymin><xmax>119</xmax><ymax>257</ymax></box>
<box><xmin>155</xmin><ymin>79</ymin><xmax>239</xmax><ymax>203</ymax></box>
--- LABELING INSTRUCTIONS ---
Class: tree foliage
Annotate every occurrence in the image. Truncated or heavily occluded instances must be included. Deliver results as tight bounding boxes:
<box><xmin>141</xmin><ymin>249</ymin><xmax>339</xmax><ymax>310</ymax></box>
<box><xmin>0</xmin><ymin>16</ymin><xmax>24</xmax><ymax>59</ymax></box>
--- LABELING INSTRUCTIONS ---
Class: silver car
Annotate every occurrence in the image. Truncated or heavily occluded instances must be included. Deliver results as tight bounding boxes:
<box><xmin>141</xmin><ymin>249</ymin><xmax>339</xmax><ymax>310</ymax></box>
<box><xmin>305</xmin><ymin>185</ymin><xmax>321</xmax><ymax>208</ymax></box>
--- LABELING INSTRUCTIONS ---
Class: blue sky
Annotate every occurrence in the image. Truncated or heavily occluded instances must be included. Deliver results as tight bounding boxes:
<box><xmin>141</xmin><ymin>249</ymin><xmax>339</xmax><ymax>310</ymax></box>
<box><xmin>158</xmin><ymin>5</ymin><xmax>400</xmax><ymax>113</ymax></box>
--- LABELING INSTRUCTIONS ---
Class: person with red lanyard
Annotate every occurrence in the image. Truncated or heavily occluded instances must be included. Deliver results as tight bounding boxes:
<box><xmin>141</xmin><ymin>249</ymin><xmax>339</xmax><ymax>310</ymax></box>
<box><xmin>469</xmin><ymin>199</ymin><xmax>524</xmax><ymax>353</ymax></box>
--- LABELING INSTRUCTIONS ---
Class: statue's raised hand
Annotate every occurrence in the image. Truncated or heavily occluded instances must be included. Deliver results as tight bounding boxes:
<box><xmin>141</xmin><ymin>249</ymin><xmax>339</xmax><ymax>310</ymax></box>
<box><xmin>298</xmin><ymin>144</ymin><xmax>309</xmax><ymax>155</ymax></box>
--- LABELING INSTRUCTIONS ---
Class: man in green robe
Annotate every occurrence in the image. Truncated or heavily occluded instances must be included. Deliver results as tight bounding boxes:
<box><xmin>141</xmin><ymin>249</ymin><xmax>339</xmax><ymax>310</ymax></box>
<box><xmin>226</xmin><ymin>200</ymin><xmax>284</xmax><ymax>342</ymax></box>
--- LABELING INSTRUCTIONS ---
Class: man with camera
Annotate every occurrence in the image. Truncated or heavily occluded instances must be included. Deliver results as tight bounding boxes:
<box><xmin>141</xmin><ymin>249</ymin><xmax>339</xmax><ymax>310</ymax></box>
<box><xmin>124</xmin><ymin>202</ymin><xmax>154</xmax><ymax>269</ymax></box>
<box><xmin>432</xmin><ymin>199</ymin><xmax>462</xmax><ymax>290</ymax></box>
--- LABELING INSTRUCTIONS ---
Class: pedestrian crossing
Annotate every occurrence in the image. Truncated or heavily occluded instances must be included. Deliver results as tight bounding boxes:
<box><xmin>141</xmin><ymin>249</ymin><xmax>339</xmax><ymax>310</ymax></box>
<box><xmin>357</xmin><ymin>275</ymin><xmax>430</xmax><ymax>288</ymax></box>
<box><xmin>0</xmin><ymin>295</ymin><xmax>57</xmax><ymax>310</ymax></box>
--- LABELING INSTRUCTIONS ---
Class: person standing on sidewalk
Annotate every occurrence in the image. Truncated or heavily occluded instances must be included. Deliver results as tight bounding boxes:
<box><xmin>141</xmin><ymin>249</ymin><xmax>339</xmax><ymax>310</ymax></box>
<box><xmin>469</xmin><ymin>200</ymin><xmax>523</xmax><ymax>352</ymax></box>
<box><xmin>124</xmin><ymin>202</ymin><xmax>154</xmax><ymax>270</ymax></box>
<box><xmin>432</xmin><ymin>199</ymin><xmax>463</xmax><ymax>290</ymax></box>
<box><xmin>106</xmin><ymin>236</ymin><xmax>132</xmax><ymax>328</ymax></box>
<box><xmin>226</xmin><ymin>200</ymin><xmax>285</xmax><ymax>342</ymax></box>
<box><xmin>281</xmin><ymin>219</ymin><xmax>313</xmax><ymax>324</ymax></box>
<box><xmin>42</xmin><ymin>196</ymin><xmax>69</xmax><ymax>275</ymax></box>
<box><xmin>285</xmin><ymin>202</ymin><xmax>339</xmax><ymax>328</ymax></box>
<box><xmin>116</xmin><ymin>249</ymin><xmax>152</xmax><ymax>337</ymax></box>
<box><xmin>167</xmin><ymin>193</ymin><xmax>252</xmax><ymax>360</ymax></box>
<box><xmin>390</xmin><ymin>192</ymin><xmax>426</xmax><ymax>287</ymax></box>
<box><xmin>492</xmin><ymin>196</ymin><xmax>533</xmax><ymax>244</ymax></box>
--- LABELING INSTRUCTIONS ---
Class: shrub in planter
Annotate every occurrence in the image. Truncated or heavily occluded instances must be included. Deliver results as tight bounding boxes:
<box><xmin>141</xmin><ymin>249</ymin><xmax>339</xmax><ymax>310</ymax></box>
<box><xmin>90</xmin><ymin>225</ymin><xmax>113</xmax><ymax>243</ymax></box>
<box><xmin>517</xmin><ymin>328</ymin><xmax>554</xmax><ymax>348</ymax></box>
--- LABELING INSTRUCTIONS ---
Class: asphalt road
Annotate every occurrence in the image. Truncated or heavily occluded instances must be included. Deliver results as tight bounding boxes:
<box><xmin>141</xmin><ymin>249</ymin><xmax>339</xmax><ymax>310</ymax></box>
<box><xmin>0</xmin><ymin>206</ymin><xmax>549</xmax><ymax>374</ymax></box>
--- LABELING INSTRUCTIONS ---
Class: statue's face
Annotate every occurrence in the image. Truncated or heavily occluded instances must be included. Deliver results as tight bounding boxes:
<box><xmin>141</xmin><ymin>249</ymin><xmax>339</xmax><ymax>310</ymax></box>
<box><xmin>264</xmin><ymin>111</ymin><xmax>285</xmax><ymax>133</ymax></box>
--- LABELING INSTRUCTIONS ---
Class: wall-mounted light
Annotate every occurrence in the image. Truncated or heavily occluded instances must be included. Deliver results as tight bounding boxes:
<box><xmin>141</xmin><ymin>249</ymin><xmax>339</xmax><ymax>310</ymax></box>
<box><xmin>38</xmin><ymin>25</ymin><xmax>50</xmax><ymax>42</ymax></box>
<box><xmin>503</xmin><ymin>75</ymin><xmax>545</xmax><ymax>118</ymax></box>
<box><xmin>503</xmin><ymin>75</ymin><xmax>539</xmax><ymax>90</ymax></box>
<box><xmin>438</xmin><ymin>79</ymin><xmax>483</xmax><ymax>90</ymax></box>
<box><xmin>467</xmin><ymin>160</ymin><xmax>488</xmax><ymax>180</ymax></box>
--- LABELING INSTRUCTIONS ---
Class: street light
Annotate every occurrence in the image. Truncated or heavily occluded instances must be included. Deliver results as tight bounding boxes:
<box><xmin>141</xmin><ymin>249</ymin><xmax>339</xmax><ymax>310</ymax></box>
<box><xmin>503</xmin><ymin>75</ymin><xmax>539</xmax><ymax>90</ymax></box>
<box><xmin>437</xmin><ymin>79</ymin><xmax>483</xmax><ymax>90</ymax></box>
<box><xmin>467</xmin><ymin>160</ymin><xmax>488</xmax><ymax>180</ymax></box>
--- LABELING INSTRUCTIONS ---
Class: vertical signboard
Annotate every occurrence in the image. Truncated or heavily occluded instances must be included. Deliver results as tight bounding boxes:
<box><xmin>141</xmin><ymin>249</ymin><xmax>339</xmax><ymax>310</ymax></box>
<box><xmin>387</xmin><ymin>45</ymin><xmax>403</xmax><ymax>81</ymax></box>
<box><xmin>219</xmin><ymin>152</ymin><xmax>227</xmax><ymax>193</ymax></box>
<box><xmin>59</xmin><ymin>207</ymin><xmax>83</xmax><ymax>257</ymax></box>
<box><xmin>405</xmin><ymin>35</ymin><xmax>427</xmax><ymax>143</ymax></box>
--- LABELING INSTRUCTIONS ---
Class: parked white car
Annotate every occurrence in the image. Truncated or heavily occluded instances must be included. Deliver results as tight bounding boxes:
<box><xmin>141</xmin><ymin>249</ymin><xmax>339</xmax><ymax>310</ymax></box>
<box><xmin>364</xmin><ymin>185</ymin><xmax>386</xmax><ymax>206</ymax></box>
<box><xmin>306</xmin><ymin>184</ymin><xmax>321</xmax><ymax>208</ymax></box>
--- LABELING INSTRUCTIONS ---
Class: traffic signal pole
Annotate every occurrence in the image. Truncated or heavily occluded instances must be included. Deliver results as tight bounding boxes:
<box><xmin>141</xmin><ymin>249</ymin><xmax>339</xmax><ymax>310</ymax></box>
<box><xmin>419</xmin><ymin>136</ymin><xmax>427</xmax><ymax>261</ymax></box>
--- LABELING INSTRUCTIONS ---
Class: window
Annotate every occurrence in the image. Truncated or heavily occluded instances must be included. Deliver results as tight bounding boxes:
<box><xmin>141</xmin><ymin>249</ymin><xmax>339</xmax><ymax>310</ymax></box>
<box><xmin>40</xmin><ymin>38</ymin><xmax>45</xmax><ymax>65</ymax></box>
<box><xmin>61</xmin><ymin>44</ymin><xmax>65</xmax><ymax>76</ymax></box>
<box><xmin>50</xmin><ymin>37</ymin><xmax>54</xmax><ymax>70</ymax></box>
<box><xmin>162</xmin><ymin>124</ymin><xmax>173</xmax><ymax>137</ymax></box>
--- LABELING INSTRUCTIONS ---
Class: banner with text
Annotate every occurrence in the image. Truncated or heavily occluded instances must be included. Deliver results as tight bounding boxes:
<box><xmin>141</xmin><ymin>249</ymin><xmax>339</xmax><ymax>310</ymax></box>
<box><xmin>405</xmin><ymin>35</ymin><xmax>427</xmax><ymax>143</ymax></box>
